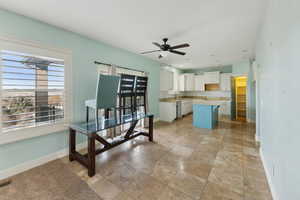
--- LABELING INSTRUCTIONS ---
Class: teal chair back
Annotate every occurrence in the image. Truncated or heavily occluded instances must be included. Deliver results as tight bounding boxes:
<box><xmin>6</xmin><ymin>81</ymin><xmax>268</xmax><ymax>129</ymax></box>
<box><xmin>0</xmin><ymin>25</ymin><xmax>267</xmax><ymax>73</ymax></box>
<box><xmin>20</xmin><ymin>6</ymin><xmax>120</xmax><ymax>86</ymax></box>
<box><xmin>95</xmin><ymin>74</ymin><xmax>120</xmax><ymax>109</ymax></box>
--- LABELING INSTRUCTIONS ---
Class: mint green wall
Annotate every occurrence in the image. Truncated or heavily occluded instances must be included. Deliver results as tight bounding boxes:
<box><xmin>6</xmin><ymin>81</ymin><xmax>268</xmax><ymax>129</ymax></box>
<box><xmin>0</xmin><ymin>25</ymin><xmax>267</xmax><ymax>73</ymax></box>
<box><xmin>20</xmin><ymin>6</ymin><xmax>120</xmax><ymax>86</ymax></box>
<box><xmin>232</xmin><ymin>60</ymin><xmax>250</xmax><ymax>75</ymax></box>
<box><xmin>0</xmin><ymin>9</ymin><xmax>161</xmax><ymax>171</ymax></box>
<box><xmin>183</xmin><ymin>65</ymin><xmax>232</xmax><ymax>74</ymax></box>
<box><xmin>256</xmin><ymin>0</ymin><xmax>300</xmax><ymax>199</ymax></box>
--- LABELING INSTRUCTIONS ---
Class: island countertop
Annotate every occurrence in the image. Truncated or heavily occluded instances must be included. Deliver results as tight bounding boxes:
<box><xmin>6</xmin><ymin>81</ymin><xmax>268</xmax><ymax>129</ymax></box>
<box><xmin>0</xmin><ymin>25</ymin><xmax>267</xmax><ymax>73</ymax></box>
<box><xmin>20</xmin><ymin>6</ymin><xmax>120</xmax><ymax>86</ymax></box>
<box><xmin>191</xmin><ymin>99</ymin><xmax>227</xmax><ymax>106</ymax></box>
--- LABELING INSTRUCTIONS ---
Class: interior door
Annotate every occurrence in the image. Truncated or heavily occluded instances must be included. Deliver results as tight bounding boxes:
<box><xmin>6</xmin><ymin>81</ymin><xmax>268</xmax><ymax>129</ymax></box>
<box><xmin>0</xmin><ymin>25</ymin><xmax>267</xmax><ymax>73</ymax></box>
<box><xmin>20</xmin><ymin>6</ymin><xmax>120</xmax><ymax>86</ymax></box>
<box><xmin>231</xmin><ymin>77</ymin><xmax>236</xmax><ymax>120</ymax></box>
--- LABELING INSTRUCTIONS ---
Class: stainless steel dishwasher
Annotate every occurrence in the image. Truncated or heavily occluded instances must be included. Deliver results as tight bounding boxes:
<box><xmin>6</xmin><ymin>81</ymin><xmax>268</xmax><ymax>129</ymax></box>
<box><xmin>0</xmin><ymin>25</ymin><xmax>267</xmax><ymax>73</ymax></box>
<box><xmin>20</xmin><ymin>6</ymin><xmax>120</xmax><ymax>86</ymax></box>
<box><xmin>176</xmin><ymin>100</ymin><xmax>182</xmax><ymax>119</ymax></box>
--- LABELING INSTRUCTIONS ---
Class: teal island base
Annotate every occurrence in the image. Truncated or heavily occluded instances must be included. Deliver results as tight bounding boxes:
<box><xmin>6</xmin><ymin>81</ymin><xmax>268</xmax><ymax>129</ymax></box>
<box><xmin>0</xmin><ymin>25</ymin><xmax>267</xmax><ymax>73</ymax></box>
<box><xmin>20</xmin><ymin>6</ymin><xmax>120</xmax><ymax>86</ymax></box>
<box><xmin>193</xmin><ymin>104</ymin><xmax>220</xmax><ymax>129</ymax></box>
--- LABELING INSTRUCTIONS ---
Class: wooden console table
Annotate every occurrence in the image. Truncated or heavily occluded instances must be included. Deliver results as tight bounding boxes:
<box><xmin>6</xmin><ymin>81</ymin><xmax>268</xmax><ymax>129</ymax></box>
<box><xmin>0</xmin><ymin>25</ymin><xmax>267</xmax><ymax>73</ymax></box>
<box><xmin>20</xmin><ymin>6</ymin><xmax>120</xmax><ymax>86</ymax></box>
<box><xmin>69</xmin><ymin>112</ymin><xmax>153</xmax><ymax>177</ymax></box>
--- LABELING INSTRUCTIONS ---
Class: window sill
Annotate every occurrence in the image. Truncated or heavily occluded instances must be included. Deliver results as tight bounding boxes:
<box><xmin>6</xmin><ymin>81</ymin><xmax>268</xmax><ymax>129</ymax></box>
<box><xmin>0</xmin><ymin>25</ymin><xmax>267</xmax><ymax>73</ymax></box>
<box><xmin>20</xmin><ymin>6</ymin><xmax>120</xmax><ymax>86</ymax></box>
<box><xmin>0</xmin><ymin>122</ymin><xmax>68</xmax><ymax>145</ymax></box>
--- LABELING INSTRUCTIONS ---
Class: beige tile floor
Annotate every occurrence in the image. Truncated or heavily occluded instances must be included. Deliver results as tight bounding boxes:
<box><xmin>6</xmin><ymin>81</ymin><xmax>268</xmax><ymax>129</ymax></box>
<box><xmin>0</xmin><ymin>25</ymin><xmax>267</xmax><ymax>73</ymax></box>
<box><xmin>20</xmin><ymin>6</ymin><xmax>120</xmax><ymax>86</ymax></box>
<box><xmin>61</xmin><ymin>115</ymin><xmax>273</xmax><ymax>200</ymax></box>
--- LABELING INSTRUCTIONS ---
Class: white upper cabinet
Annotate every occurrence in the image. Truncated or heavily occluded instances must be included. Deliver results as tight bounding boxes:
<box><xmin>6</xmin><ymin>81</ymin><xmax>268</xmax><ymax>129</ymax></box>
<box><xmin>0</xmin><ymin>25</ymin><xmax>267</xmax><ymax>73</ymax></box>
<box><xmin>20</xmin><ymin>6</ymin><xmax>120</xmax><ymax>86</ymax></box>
<box><xmin>179</xmin><ymin>74</ymin><xmax>185</xmax><ymax>91</ymax></box>
<box><xmin>220</xmin><ymin>73</ymin><xmax>232</xmax><ymax>91</ymax></box>
<box><xmin>194</xmin><ymin>75</ymin><xmax>205</xmax><ymax>91</ymax></box>
<box><xmin>160</xmin><ymin>69</ymin><xmax>174</xmax><ymax>91</ymax></box>
<box><xmin>185</xmin><ymin>74</ymin><xmax>195</xmax><ymax>91</ymax></box>
<box><xmin>179</xmin><ymin>73</ymin><xmax>195</xmax><ymax>91</ymax></box>
<box><xmin>204</xmin><ymin>71</ymin><xmax>220</xmax><ymax>84</ymax></box>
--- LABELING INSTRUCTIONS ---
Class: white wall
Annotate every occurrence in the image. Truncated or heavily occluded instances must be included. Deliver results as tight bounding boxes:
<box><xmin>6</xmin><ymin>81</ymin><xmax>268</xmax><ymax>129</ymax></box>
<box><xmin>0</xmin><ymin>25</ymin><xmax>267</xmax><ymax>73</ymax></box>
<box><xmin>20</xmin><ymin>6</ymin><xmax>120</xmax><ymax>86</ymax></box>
<box><xmin>255</xmin><ymin>0</ymin><xmax>300</xmax><ymax>199</ymax></box>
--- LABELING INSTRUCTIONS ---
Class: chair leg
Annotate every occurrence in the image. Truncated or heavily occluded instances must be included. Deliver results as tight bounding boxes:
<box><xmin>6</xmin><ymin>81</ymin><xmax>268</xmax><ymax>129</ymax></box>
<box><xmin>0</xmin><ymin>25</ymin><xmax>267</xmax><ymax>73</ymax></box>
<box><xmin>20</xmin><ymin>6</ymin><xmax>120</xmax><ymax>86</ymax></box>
<box><xmin>123</xmin><ymin>98</ymin><xmax>126</xmax><ymax>115</ymax></box>
<box><xmin>131</xmin><ymin>97</ymin><xmax>134</xmax><ymax>113</ymax></box>
<box><xmin>95</xmin><ymin>109</ymin><xmax>99</xmax><ymax>128</ymax></box>
<box><xmin>114</xmin><ymin>108</ymin><xmax>117</xmax><ymax>121</ymax></box>
<box><xmin>144</xmin><ymin>95</ymin><xmax>147</xmax><ymax>113</ymax></box>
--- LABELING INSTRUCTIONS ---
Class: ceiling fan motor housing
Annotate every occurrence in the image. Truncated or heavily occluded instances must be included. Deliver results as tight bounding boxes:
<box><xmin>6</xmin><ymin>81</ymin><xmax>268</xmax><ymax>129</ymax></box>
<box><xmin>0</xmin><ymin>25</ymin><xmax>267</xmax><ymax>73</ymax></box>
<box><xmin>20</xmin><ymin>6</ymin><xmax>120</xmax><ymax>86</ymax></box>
<box><xmin>140</xmin><ymin>37</ymin><xmax>189</xmax><ymax>56</ymax></box>
<box><xmin>162</xmin><ymin>38</ymin><xmax>170</xmax><ymax>51</ymax></box>
<box><xmin>162</xmin><ymin>44</ymin><xmax>170</xmax><ymax>51</ymax></box>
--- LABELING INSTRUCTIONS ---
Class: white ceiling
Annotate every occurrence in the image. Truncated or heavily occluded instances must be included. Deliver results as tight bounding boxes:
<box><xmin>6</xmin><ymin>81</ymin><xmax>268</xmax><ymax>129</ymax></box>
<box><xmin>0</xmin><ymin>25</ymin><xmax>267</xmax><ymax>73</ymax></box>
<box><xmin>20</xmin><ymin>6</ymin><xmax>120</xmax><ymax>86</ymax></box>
<box><xmin>0</xmin><ymin>0</ymin><xmax>266</xmax><ymax>69</ymax></box>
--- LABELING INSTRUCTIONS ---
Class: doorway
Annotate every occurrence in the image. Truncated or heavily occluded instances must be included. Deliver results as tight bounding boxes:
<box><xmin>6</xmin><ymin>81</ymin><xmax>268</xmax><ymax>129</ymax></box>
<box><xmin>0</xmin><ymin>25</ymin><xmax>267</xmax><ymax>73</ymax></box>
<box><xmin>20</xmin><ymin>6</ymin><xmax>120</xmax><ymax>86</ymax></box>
<box><xmin>231</xmin><ymin>76</ymin><xmax>247</xmax><ymax>121</ymax></box>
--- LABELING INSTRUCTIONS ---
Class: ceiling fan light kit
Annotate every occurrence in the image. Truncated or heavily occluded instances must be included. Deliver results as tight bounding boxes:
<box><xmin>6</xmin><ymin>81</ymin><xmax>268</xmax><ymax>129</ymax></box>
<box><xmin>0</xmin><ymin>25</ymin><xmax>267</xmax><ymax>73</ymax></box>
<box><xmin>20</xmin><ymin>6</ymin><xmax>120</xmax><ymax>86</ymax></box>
<box><xmin>141</xmin><ymin>38</ymin><xmax>190</xmax><ymax>59</ymax></box>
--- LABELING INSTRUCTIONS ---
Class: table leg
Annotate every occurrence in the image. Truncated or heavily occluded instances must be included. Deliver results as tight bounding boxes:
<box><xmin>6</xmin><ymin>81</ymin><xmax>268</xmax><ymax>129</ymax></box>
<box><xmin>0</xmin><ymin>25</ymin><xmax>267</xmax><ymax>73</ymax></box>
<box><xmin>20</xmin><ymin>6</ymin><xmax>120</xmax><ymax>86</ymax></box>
<box><xmin>149</xmin><ymin>115</ymin><xmax>153</xmax><ymax>142</ymax></box>
<box><xmin>69</xmin><ymin>128</ymin><xmax>76</xmax><ymax>161</ymax></box>
<box><xmin>86</xmin><ymin>107</ymin><xmax>89</xmax><ymax>122</ymax></box>
<box><xmin>88</xmin><ymin>135</ymin><xmax>96</xmax><ymax>177</ymax></box>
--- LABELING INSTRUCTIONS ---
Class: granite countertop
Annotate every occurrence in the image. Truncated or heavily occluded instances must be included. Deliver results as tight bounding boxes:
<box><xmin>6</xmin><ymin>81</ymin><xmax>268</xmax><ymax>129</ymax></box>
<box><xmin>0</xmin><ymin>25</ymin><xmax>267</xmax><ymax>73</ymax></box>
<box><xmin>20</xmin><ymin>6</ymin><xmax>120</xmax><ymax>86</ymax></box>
<box><xmin>159</xmin><ymin>96</ymin><xmax>231</xmax><ymax>103</ymax></box>
<box><xmin>192</xmin><ymin>99</ymin><xmax>226</xmax><ymax>106</ymax></box>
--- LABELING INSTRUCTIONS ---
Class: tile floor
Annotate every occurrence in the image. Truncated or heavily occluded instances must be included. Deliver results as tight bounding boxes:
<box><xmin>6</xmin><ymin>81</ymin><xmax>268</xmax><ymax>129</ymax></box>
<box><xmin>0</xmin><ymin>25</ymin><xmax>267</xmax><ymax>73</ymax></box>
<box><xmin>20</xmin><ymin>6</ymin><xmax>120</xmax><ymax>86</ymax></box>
<box><xmin>1</xmin><ymin>115</ymin><xmax>273</xmax><ymax>200</ymax></box>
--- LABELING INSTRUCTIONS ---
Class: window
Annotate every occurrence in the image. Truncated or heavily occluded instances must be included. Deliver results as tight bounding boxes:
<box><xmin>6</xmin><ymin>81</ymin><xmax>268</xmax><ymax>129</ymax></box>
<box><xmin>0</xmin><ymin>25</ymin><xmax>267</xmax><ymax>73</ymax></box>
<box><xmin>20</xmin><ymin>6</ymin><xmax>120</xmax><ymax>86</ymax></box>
<box><xmin>115</xmin><ymin>67</ymin><xmax>148</xmax><ymax>113</ymax></box>
<box><xmin>0</xmin><ymin>37</ymin><xmax>71</xmax><ymax>144</ymax></box>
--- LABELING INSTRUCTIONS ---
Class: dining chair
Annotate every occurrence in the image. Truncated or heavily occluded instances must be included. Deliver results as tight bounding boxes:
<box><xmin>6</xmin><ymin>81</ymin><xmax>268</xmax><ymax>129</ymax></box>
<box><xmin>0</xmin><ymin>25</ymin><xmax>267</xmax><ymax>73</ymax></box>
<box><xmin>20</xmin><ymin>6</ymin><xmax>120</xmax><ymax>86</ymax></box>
<box><xmin>119</xmin><ymin>74</ymin><xmax>136</xmax><ymax>115</ymax></box>
<box><xmin>134</xmin><ymin>76</ymin><xmax>148</xmax><ymax>113</ymax></box>
<box><xmin>85</xmin><ymin>74</ymin><xmax>120</xmax><ymax>124</ymax></box>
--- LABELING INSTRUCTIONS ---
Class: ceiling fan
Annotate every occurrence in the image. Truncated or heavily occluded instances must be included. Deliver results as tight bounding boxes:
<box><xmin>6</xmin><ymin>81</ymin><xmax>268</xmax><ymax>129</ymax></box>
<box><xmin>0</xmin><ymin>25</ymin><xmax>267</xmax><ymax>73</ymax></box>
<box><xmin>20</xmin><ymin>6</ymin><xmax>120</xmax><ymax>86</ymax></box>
<box><xmin>141</xmin><ymin>38</ymin><xmax>190</xmax><ymax>59</ymax></box>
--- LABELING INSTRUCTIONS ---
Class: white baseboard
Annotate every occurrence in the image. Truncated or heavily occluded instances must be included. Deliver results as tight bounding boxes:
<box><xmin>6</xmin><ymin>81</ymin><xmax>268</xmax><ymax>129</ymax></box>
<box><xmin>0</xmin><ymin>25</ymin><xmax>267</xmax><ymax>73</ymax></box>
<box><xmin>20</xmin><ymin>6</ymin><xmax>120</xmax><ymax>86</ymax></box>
<box><xmin>255</xmin><ymin>133</ymin><xmax>260</xmax><ymax>142</ymax></box>
<box><xmin>260</xmin><ymin>148</ymin><xmax>278</xmax><ymax>200</ymax></box>
<box><xmin>0</xmin><ymin>142</ymin><xmax>87</xmax><ymax>181</ymax></box>
<box><xmin>154</xmin><ymin>118</ymin><xmax>160</xmax><ymax>123</ymax></box>
<box><xmin>247</xmin><ymin>119</ymin><xmax>256</xmax><ymax>124</ymax></box>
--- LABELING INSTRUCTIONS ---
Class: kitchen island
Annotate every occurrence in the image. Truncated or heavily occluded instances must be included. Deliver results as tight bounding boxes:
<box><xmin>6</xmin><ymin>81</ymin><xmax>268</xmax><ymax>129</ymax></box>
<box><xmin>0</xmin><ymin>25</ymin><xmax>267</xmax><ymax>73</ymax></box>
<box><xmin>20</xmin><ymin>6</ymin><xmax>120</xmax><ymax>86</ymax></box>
<box><xmin>159</xmin><ymin>96</ymin><xmax>230</xmax><ymax>123</ymax></box>
<box><xmin>193</xmin><ymin>103</ymin><xmax>220</xmax><ymax>129</ymax></box>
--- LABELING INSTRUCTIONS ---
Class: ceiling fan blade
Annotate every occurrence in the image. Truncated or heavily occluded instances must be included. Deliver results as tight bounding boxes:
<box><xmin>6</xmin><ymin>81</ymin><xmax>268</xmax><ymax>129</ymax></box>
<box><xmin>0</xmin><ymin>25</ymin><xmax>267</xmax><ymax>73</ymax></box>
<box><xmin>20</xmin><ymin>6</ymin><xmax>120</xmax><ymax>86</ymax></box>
<box><xmin>169</xmin><ymin>50</ymin><xmax>186</xmax><ymax>55</ymax></box>
<box><xmin>140</xmin><ymin>50</ymin><xmax>161</xmax><ymax>54</ymax></box>
<box><xmin>170</xmin><ymin>43</ymin><xmax>190</xmax><ymax>50</ymax></box>
<box><xmin>152</xmin><ymin>42</ymin><xmax>162</xmax><ymax>49</ymax></box>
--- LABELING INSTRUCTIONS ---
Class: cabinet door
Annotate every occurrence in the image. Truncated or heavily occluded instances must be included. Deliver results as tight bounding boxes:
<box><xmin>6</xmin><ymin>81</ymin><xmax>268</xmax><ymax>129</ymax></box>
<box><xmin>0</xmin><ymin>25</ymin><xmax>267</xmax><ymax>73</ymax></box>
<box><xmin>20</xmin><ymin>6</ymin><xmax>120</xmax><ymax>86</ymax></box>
<box><xmin>187</xmin><ymin>102</ymin><xmax>193</xmax><ymax>113</ymax></box>
<box><xmin>179</xmin><ymin>75</ymin><xmax>185</xmax><ymax>91</ymax></box>
<box><xmin>185</xmin><ymin>74</ymin><xmax>195</xmax><ymax>91</ymax></box>
<box><xmin>159</xmin><ymin>102</ymin><xmax>176</xmax><ymax>122</ymax></box>
<box><xmin>181</xmin><ymin>103</ymin><xmax>187</xmax><ymax>115</ymax></box>
<box><xmin>204</xmin><ymin>71</ymin><xmax>220</xmax><ymax>84</ymax></box>
<box><xmin>220</xmin><ymin>73</ymin><xmax>231</xmax><ymax>91</ymax></box>
<box><xmin>195</xmin><ymin>75</ymin><xmax>205</xmax><ymax>91</ymax></box>
<box><xmin>167</xmin><ymin>71</ymin><xmax>174</xmax><ymax>90</ymax></box>
<box><xmin>182</xmin><ymin>101</ymin><xmax>193</xmax><ymax>115</ymax></box>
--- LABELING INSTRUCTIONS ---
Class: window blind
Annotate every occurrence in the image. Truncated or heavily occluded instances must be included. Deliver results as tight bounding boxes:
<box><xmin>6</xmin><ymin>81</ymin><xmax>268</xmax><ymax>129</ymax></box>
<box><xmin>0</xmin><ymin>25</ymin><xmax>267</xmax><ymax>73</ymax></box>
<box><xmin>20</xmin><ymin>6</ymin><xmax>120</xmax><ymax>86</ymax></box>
<box><xmin>0</xmin><ymin>50</ymin><xmax>65</xmax><ymax>132</ymax></box>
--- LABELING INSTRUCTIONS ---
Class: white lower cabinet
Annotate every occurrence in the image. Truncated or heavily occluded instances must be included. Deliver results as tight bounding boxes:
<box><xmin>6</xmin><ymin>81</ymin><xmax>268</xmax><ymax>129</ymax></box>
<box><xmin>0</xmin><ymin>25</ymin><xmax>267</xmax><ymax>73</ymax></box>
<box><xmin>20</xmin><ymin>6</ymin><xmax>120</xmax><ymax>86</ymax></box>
<box><xmin>182</xmin><ymin>101</ymin><xmax>193</xmax><ymax>115</ymax></box>
<box><xmin>159</xmin><ymin>102</ymin><xmax>177</xmax><ymax>122</ymax></box>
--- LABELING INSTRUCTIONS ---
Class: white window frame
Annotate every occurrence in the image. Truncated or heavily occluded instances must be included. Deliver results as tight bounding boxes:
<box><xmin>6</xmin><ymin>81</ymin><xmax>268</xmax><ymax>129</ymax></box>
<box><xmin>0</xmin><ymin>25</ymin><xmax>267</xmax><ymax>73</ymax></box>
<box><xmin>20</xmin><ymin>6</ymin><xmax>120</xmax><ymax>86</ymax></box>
<box><xmin>0</xmin><ymin>36</ymin><xmax>72</xmax><ymax>145</ymax></box>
